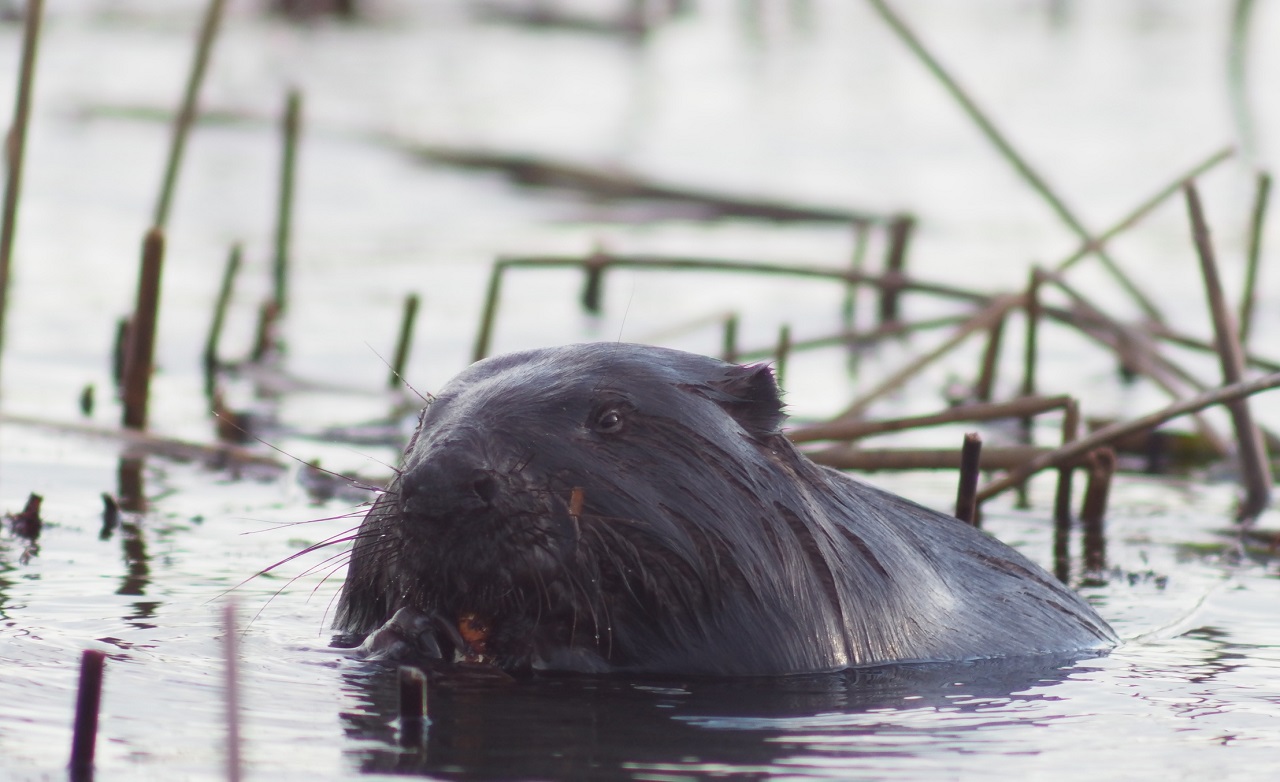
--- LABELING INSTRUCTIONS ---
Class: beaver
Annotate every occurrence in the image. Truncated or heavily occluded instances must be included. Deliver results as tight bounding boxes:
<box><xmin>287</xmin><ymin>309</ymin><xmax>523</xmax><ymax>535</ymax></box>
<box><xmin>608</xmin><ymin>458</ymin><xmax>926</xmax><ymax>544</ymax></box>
<box><xmin>334</xmin><ymin>342</ymin><xmax>1116</xmax><ymax>676</ymax></box>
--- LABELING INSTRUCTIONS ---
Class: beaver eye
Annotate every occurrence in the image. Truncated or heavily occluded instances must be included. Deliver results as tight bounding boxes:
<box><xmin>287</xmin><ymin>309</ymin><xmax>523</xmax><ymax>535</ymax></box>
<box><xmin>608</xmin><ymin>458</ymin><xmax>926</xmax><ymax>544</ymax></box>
<box><xmin>592</xmin><ymin>407</ymin><xmax>626</xmax><ymax>434</ymax></box>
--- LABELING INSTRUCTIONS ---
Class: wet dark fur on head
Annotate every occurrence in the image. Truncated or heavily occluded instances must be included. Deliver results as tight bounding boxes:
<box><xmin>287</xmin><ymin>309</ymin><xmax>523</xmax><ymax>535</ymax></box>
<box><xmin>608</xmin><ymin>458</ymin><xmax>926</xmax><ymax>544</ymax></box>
<box><xmin>336</xmin><ymin>342</ymin><xmax>1115</xmax><ymax>676</ymax></box>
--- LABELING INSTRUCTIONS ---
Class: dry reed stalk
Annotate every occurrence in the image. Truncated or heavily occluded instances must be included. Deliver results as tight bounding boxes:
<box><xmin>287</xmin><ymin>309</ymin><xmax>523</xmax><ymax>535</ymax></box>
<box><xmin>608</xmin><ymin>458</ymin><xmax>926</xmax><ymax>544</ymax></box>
<box><xmin>223</xmin><ymin>603</ymin><xmax>242</xmax><ymax>782</ymax></box>
<box><xmin>721</xmin><ymin>314</ymin><xmax>739</xmax><ymax>363</ymax></box>
<box><xmin>1045</xmin><ymin>272</ymin><xmax>1230</xmax><ymax>455</ymax></box>
<box><xmin>204</xmin><ymin>244</ymin><xmax>241</xmax><ymax>396</ymax></box>
<box><xmin>955</xmin><ymin>432</ymin><xmax>982</xmax><ymax>525</ymax></box>
<box><xmin>153</xmin><ymin>0</ymin><xmax>226</xmax><ymax>228</ymax></box>
<box><xmin>788</xmin><ymin>394</ymin><xmax>1072</xmax><ymax>444</ymax></box>
<box><xmin>389</xmin><ymin>293</ymin><xmax>420</xmax><ymax>389</ymax></box>
<box><xmin>1184</xmin><ymin>182</ymin><xmax>1272</xmax><ymax>521</ymax></box>
<box><xmin>274</xmin><ymin>89</ymin><xmax>301</xmax><ymax>313</ymax></box>
<box><xmin>737</xmin><ymin>314</ymin><xmax>967</xmax><ymax>362</ymax></box>
<box><xmin>1052</xmin><ymin>399</ymin><xmax>1080</xmax><ymax>581</ymax></box>
<box><xmin>973</xmin><ymin>312</ymin><xmax>1006</xmax><ymax>402</ymax></box>
<box><xmin>398</xmin><ymin>666</ymin><xmax>428</xmax><ymax>748</ymax></box>
<box><xmin>842</xmin><ymin>220</ymin><xmax>872</xmax><ymax>331</ymax></box>
<box><xmin>1080</xmin><ymin>448</ymin><xmax>1115</xmax><ymax>572</ymax></box>
<box><xmin>0</xmin><ymin>0</ymin><xmax>44</xmax><ymax>389</ymax></box>
<box><xmin>976</xmin><ymin>370</ymin><xmax>1280</xmax><ymax>501</ymax></box>
<box><xmin>866</xmin><ymin>0</ymin><xmax>1163</xmax><ymax>322</ymax></box>
<box><xmin>122</xmin><ymin>229</ymin><xmax>166</xmax><ymax>431</ymax></box>
<box><xmin>833</xmin><ymin>293</ymin><xmax>1026</xmax><ymax>422</ymax></box>
<box><xmin>1239</xmin><ymin>170</ymin><xmax>1271</xmax><ymax>347</ymax></box>
<box><xmin>878</xmin><ymin>215</ymin><xmax>914</xmax><ymax>325</ymax></box>
<box><xmin>69</xmin><ymin>649</ymin><xmax>106</xmax><ymax>782</ymax></box>
<box><xmin>807</xmin><ymin>444</ymin><xmax>1062</xmax><ymax>472</ymax></box>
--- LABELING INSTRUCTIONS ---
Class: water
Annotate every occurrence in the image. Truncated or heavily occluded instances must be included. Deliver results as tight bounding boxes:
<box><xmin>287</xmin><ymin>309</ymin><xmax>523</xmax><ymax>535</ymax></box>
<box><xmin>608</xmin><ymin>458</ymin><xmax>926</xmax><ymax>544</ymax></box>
<box><xmin>2</xmin><ymin>0</ymin><xmax>1280</xmax><ymax>779</ymax></box>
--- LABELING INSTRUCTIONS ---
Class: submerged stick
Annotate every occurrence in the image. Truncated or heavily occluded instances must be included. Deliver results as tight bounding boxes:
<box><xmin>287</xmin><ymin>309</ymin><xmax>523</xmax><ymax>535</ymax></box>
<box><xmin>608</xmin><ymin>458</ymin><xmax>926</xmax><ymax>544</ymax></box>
<box><xmin>976</xmin><ymin>370</ymin><xmax>1280</xmax><ymax>501</ymax></box>
<box><xmin>0</xmin><ymin>0</ymin><xmax>44</xmax><ymax>389</ymax></box>
<box><xmin>866</xmin><ymin>0</ymin><xmax>1163</xmax><ymax>322</ymax></box>
<box><xmin>122</xmin><ymin>229</ymin><xmax>166</xmax><ymax>431</ymax></box>
<box><xmin>1185</xmin><ymin>182</ymin><xmax>1272</xmax><ymax>521</ymax></box>
<box><xmin>69</xmin><ymin>649</ymin><xmax>106</xmax><ymax>782</ymax></box>
<box><xmin>273</xmin><ymin>89</ymin><xmax>301</xmax><ymax>313</ymax></box>
<box><xmin>1239</xmin><ymin>170</ymin><xmax>1271</xmax><ymax>347</ymax></box>
<box><xmin>223</xmin><ymin>603</ymin><xmax>242</xmax><ymax>782</ymax></box>
<box><xmin>955</xmin><ymin>432</ymin><xmax>982</xmax><ymax>526</ymax></box>
<box><xmin>389</xmin><ymin>293</ymin><xmax>421</xmax><ymax>389</ymax></box>
<box><xmin>153</xmin><ymin>0</ymin><xmax>227</xmax><ymax>229</ymax></box>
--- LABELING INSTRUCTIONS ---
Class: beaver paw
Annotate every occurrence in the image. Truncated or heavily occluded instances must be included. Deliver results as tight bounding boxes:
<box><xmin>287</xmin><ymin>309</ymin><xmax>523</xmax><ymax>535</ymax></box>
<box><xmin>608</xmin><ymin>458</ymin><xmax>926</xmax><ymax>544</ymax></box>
<box><xmin>356</xmin><ymin>607</ymin><xmax>446</xmax><ymax>662</ymax></box>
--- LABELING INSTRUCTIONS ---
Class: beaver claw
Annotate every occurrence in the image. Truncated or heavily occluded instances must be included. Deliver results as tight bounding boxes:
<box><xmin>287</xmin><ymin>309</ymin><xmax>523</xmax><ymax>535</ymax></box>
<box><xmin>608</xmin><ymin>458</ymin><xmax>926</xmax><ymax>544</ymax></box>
<box><xmin>356</xmin><ymin>607</ymin><xmax>447</xmax><ymax>661</ymax></box>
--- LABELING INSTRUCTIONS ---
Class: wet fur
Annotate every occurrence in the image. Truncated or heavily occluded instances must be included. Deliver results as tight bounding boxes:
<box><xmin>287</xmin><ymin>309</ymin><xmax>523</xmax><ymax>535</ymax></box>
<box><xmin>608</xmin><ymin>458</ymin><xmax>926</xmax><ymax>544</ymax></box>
<box><xmin>336</xmin><ymin>343</ymin><xmax>1116</xmax><ymax>675</ymax></box>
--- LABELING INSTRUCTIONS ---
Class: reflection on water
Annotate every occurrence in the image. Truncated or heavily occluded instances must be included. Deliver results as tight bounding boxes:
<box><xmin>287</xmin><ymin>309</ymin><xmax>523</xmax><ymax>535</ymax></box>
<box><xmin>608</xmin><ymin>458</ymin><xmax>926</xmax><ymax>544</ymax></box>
<box><xmin>339</xmin><ymin>655</ymin><xmax>1092</xmax><ymax>779</ymax></box>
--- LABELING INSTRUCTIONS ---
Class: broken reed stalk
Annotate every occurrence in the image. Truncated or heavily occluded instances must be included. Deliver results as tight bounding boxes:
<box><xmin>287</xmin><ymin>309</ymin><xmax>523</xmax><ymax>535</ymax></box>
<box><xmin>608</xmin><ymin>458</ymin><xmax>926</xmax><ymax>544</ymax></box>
<box><xmin>204</xmin><ymin>243</ymin><xmax>241</xmax><ymax>396</ymax></box>
<box><xmin>774</xmin><ymin>324</ymin><xmax>791</xmax><ymax>389</ymax></box>
<box><xmin>834</xmin><ymin>293</ymin><xmax>1026</xmax><ymax>421</ymax></box>
<box><xmin>878</xmin><ymin>214</ymin><xmax>914</xmax><ymax>325</ymax></box>
<box><xmin>1021</xmin><ymin>269</ymin><xmax>1042</xmax><ymax>400</ymax></box>
<box><xmin>976</xmin><ymin>370</ymin><xmax>1280</xmax><ymax>501</ymax></box>
<box><xmin>69</xmin><ymin>648</ymin><xmax>106</xmax><ymax>782</ymax></box>
<box><xmin>1080</xmin><ymin>448</ymin><xmax>1115</xmax><ymax>572</ymax></box>
<box><xmin>737</xmin><ymin>314</ymin><xmax>967</xmax><ymax>362</ymax></box>
<box><xmin>398</xmin><ymin>666</ymin><xmax>428</xmax><ymax>748</ymax></box>
<box><xmin>122</xmin><ymin>229</ymin><xmax>166</xmax><ymax>431</ymax></box>
<box><xmin>865</xmin><ymin>0</ymin><xmax>1163</xmax><ymax>323</ymax></box>
<box><xmin>581</xmin><ymin>249</ymin><xmax>606</xmax><ymax>314</ymax></box>
<box><xmin>153</xmin><ymin>0</ymin><xmax>226</xmax><ymax>229</ymax></box>
<box><xmin>1239</xmin><ymin>170</ymin><xmax>1271</xmax><ymax>347</ymax></box>
<box><xmin>0</xmin><ymin>0</ymin><xmax>44</xmax><ymax>392</ymax></box>
<box><xmin>389</xmin><ymin>293</ymin><xmax>420</xmax><ymax>389</ymax></box>
<box><xmin>223</xmin><ymin>603</ymin><xmax>242</xmax><ymax>782</ymax></box>
<box><xmin>1184</xmin><ymin>182</ymin><xmax>1272</xmax><ymax>521</ymax></box>
<box><xmin>789</xmin><ymin>393</ymin><xmax>1072</xmax><ymax>444</ymax></box>
<box><xmin>273</xmin><ymin>89</ymin><xmax>302</xmax><ymax>314</ymax></box>
<box><xmin>1052</xmin><ymin>399</ymin><xmax>1080</xmax><ymax>582</ymax></box>
<box><xmin>955</xmin><ymin>432</ymin><xmax>982</xmax><ymax>526</ymax></box>
<box><xmin>251</xmin><ymin>300</ymin><xmax>280</xmax><ymax>362</ymax></box>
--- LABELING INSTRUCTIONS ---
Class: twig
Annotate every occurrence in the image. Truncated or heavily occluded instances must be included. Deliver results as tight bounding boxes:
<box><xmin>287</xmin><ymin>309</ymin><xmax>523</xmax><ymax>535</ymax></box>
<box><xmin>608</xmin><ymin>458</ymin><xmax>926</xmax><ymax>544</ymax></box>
<box><xmin>0</xmin><ymin>0</ymin><xmax>44</xmax><ymax>390</ymax></box>
<box><xmin>976</xmin><ymin>370</ymin><xmax>1280</xmax><ymax>501</ymax></box>
<box><xmin>153</xmin><ymin>0</ymin><xmax>227</xmax><ymax>228</ymax></box>
<box><xmin>1184</xmin><ymin>182</ymin><xmax>1271</xmax><ymax>521</ymax></box>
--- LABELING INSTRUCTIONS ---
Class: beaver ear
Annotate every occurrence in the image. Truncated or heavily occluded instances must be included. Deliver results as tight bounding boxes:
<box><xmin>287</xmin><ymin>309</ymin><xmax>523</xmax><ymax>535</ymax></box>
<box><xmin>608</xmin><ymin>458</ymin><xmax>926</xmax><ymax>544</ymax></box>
<box><xmin>707</xmin><ymin>363</ymin><xmax>786</xmax><ymax>436</ymax></box>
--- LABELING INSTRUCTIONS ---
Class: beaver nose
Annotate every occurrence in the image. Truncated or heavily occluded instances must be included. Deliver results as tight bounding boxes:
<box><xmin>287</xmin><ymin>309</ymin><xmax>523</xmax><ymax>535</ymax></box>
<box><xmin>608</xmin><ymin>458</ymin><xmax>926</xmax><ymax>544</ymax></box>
<box><xmin>399</xmin><ymin>457</ymin><xmax>501</xmax><ymax>516</ymax></box>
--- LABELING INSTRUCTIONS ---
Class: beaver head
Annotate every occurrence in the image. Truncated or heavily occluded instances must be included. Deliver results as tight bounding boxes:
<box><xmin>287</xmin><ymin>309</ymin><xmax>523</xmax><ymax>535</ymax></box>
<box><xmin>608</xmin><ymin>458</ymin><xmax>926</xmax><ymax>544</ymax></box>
<box><xmin>336</xmin><ymin>342</ymin><xmax>804</xmax><ymax>674</ymax></box>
